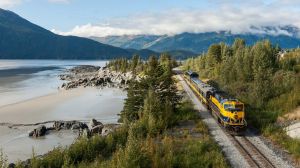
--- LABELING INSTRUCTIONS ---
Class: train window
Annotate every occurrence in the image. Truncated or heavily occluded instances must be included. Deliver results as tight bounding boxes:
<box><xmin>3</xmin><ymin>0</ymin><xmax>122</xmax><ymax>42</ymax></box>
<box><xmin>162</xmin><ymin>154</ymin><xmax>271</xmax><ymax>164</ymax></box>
<box><xmin>235</xmin><ymin>104</ymin><xmax>244</xmax><ymax>111</ymax></box>
<box><xmin>224</xmin><ymin>104</ymin><xmax>244</xmax><ymax>111</ymax></box>
<box><xmin>224</xmin><ymin>104</ymin><xmax>234</xmax><ymax>110</ymax></box>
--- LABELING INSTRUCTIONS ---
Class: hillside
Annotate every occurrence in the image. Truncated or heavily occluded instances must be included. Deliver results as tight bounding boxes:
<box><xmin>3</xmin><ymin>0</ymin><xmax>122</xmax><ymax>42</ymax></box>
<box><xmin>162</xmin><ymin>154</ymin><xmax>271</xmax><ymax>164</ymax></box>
<box><xmin>93</xmin><ymin>31</ymin><xmax>300</xmax><ymax>53</ymax></box>
<box><xmin>0</xmin><ymin>8</ymin><xmax>132</xmax><ymax>59</ymax></box>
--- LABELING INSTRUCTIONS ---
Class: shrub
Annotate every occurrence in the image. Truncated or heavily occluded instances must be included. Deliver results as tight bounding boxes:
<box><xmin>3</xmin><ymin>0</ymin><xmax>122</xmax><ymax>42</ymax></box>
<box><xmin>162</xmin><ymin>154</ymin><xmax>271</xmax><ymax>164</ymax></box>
<box><xmin>0</xmin><ymin>149</ymin><xmax>7</xmax><ymax>168</ymax></box>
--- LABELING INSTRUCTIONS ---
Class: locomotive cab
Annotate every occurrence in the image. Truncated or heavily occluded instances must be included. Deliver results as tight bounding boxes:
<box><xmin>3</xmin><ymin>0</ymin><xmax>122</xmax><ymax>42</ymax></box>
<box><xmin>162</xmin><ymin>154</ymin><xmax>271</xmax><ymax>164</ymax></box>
<box><xmin>211</xmin><ymin>91</ymin><xmax>247</xmax><ymax>132</ymax></box>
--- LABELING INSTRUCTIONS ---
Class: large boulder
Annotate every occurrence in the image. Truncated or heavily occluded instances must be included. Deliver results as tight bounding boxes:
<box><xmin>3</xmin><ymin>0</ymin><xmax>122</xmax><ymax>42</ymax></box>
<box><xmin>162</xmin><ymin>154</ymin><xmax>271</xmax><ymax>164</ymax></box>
<box><xmin>91</xmin><ymin>125</ymin><xmax>104</xmax><ymax>135</ymax></box>
<box><xmin>29</xmin><ymin>125</ymin><xmax>47</xmax><ymax>137</ymax></box>
<box><xmin>89</xmin><ymin>119</ymin><xmax>103</xmax><ymax>129</ymax></box>
<box><xmin>54</xmin><ymin>121</ymin><xmax>88</xmax><ymax>130</ymax></box>
<box><xmin>101</xmin><ymin>125</ymin><xmax>115</xmax><ymax>136</ymax></box>
<box><xmin>71</xmin><ymin>122</ymin><xmax>88</xmax><ymax>130</ymax></box>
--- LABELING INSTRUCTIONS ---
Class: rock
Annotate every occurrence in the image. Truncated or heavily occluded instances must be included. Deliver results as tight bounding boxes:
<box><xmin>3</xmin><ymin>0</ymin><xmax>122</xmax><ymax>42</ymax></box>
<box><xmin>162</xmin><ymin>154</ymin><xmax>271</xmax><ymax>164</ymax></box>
<box><xmin>71</xmin><ymin>122</ymin><xmax>88</xmax><ymax>130</ymax></box>
<box><xmin>89</xmin><ymin>119</ymin><xmax>103</xmax><ymax>129</ymax></box>
<box><xmin>29</xmin><ymin>125</ymin><xmax>47</xmax><ymax>137</ymax></box>
<box><xmin>71</xmin><ymin>123</ymin><xmax>81</xmax><ymax>130</ymax></box>
<box><xmin>54</xmin><ymin>121</ymin><xmax>88</xmax><ymax>130</ymax></box>
<box><xmin>91</xmin><ymin>125</ymin><xmax>104</xmax><ymax>134</ymax></box>
<box><xmin>101</xmin><ymin>125</ymin><xmax>114</xmax><ymax>136</ymax></box>
<box><xmin>82</xmin><ymin>128</ymin><xmax>91</xmax><ymax>138</ymax></box>
<box><xmin>59</xmin><ymin>66</ymin><xmax>137</xmax><ymax>90</ymax></box>
<box><xmin>285</xmin><ymin>121</ymin><xmax>300</xmax><ymax>139</ymax></box>
<box><xmin>8</xmin><ymin>163</ymin><xmax>16</xmax><ymax>168</ymax></box>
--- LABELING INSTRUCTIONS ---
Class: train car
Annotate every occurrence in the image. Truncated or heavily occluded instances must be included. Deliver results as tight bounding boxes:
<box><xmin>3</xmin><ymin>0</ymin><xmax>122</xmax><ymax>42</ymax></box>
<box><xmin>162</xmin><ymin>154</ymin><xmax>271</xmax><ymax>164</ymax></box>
<box><xmin>183</xmin><ymin>70</ymin><xmax>247</xmax><ymax>134</ymax></box>
<box><xmin>209</xmin><ymin>91</ymin><xmax>247</xmax><ymax>134</ymax></box>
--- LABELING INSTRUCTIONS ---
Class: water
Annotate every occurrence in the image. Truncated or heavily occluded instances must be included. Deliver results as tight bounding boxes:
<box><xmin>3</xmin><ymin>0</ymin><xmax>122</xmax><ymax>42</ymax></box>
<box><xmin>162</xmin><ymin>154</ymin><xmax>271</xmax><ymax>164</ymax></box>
<box><xmin>0</xmin><ymin>60</ymin><xmax>126</xmax><ymax>162</ymax></box>
<box><xmin>0</xmin><ymin>60</ymin><xmax>107</xmax><ymax>107</ymax></box>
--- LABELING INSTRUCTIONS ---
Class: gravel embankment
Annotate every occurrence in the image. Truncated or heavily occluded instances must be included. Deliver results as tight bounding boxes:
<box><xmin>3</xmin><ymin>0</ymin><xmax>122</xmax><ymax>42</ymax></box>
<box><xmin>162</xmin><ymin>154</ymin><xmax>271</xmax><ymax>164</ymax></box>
<box><xmin>177</xmin><ymin>75</ymin><xmax>250</xmax><ymax>168</ymax></box>
<box><xmin>245</xmin><ymin>130</ymin><xmax>295</xmax><ymax>168</ymax></box>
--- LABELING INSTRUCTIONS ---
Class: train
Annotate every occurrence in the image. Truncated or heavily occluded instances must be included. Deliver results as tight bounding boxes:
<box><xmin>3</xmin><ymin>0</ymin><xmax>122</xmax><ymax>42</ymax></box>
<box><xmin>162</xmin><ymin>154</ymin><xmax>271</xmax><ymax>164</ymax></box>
<box><xmin>183</xmin><ymin>70</ymin><xmax>247</xmax><ymax>134</ymax></box>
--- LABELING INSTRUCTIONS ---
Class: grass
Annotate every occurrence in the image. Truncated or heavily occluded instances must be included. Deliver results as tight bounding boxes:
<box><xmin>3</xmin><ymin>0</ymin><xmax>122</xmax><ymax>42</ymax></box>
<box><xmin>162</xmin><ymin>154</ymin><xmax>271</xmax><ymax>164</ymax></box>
<box><xmin>76</xmin><ymin>119</ymin><xmax>229</xmax><ymax>168</ymax></box>
<box><xmin>0</xmin><ymin>149</ymin><xmax>8</xmax><ymax>168</ymax></box>
<box><xmin>263</xmin><ymin>124</ymin><xmax>300</xmax><ymax>165</ymax></box>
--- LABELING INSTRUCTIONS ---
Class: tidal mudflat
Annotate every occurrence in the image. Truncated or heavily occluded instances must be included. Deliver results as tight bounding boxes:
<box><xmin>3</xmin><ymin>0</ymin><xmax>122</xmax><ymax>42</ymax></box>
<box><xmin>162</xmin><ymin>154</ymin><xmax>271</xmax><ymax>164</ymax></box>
<box><xmin>0</xmin><ymin>60</ymin><xmax>126</xmax><ymax>162</ymax></box>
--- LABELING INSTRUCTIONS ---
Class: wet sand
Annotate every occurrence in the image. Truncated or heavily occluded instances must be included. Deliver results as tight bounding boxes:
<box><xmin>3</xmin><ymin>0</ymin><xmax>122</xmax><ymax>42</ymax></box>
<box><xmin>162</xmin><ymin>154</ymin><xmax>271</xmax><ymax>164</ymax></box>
<box><xmin>0</xmin><ymin>88</ymin><xmax>85</xmax><ymax>124</ymax></box>
<box><xmin>0</xmin><ymin>87</ymin><xmax>126</xmax><ymax>162</ymax></box>
<box><xmin>0</xmin><ymin>87</ymin><xmax>126</xmax><ymax>124</ymax></box>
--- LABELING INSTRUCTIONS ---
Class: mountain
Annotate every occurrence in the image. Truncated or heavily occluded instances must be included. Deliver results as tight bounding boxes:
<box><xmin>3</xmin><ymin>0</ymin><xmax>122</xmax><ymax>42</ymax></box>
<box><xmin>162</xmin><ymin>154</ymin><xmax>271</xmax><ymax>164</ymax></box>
<box><xmin>0</xmin><ymin>8</ymin><xmax>133</xmax><ymax>59</ymax></box>
<box><xmin>92</xmin><ymin>30</ymin><xmax>300</xmax><ymax>54</ymax></box>
<box><xmin>126</xmin><ymin>49</ymin><xmax>159</xmax><ymax>58</ymax></box>
<box><xmin>90</xmin><ymin>35</ymin><xmax>162</xmax><ymax>50</ymax></box>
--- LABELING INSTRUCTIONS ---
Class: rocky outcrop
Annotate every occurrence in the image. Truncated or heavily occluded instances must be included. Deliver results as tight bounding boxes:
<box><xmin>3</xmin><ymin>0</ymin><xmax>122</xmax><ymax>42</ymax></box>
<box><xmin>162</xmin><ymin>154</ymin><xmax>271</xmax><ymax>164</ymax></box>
<box><xmin>101</xmin><ymin>124</ymin><xmax>116</xmax><ymax>136</ymax></box>
<box><xmin>285</xmin><ymin>121</ymin><xmax>300</xmax><ymax>139</ymax></box>
<box><xmin>88</xmin><ymin>119</ymin><xmax>104</xmax><ymax>135</ymax></box>
<box><xmin>59</xmin><ymin>65</ymin><xmax>136</xmax><ymax>90</ymax></box>
<box><xmin>53</xmin><ymin>121</ymin><xmax>88</xmax><ymax>131</ymax></box>
<box><xmin>27</xmin><ymin>119</ymin><xmax>118</xmax><ymax>139</ymax></box>
<box><xmin>28</xmin><ymin>125</ymin><xmax>47</xmax><ymax>137</ymax></box>
<box><xmin>89</xmin><ymin>118</ymin><xmax>103</xmax><ymax>129</ymax></box>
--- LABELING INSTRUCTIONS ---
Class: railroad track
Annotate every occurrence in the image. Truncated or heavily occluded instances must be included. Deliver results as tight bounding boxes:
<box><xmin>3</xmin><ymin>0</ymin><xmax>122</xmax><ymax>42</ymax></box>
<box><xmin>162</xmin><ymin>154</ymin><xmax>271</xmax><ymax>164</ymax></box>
<box><xmin>177</xmin><ymin>74</ymin><xmax>277</xmax><ymax>168</ymax></box>
<box><xmin>223</xmin><ymin>130</ymin><xmax>276</xmax><ymax>168</ymax></box>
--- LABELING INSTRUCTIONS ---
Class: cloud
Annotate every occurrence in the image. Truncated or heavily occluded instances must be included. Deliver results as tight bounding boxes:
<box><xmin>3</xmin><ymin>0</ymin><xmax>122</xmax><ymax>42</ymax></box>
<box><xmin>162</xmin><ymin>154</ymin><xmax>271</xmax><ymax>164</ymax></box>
<box><xmin>53</xmin><ymin>1</ymin><xmax>300</xmax><ymax>37</ymax></box>
<box><xmin>0</xmin><ymin>0</ymin><xmax>22</xmax><ymax>8</ymax></box>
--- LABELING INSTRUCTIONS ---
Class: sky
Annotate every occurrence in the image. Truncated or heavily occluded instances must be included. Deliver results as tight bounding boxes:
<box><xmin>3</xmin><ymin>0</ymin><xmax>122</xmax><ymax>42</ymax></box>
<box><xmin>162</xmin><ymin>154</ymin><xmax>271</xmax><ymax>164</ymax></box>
<box><xmin>1</xmin><ymin>0</ymin><xmax>300</xmax><ymax>37</ymax></box>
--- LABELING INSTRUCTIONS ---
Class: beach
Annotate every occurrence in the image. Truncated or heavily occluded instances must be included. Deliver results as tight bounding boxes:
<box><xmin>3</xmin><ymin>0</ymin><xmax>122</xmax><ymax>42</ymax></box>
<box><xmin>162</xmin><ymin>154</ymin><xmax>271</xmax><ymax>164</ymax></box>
<box><xmin>0</xmin><ymin>87</ymin><xmax>126</xmax><ymax>124</ymax></box>
<box><xmin>0</xmin><ymin>60</ymin><xmax>126</xmax><ymax>162</ymax></box>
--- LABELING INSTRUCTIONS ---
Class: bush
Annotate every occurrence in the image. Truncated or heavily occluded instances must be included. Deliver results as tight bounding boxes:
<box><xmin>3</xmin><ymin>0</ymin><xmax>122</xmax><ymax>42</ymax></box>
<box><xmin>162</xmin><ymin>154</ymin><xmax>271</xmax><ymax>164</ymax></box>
<box><xmin>173</xmin><ymin>139</ymin><xmax>228</xmax><ymax>168</ymax></box>
<box><xmin>0</xmin><ymin>149</ymin><xmax>7</xmax><ymax>168</ymax></box>
<box><xmin>174</xmin><ymin>99</ymin><xmax>199</xmax><ymax>123</ymax></box>
<box><xmin>263</xmin><ymin>125</ymin><xmax>300</xmax><ymax>163</ymax></box>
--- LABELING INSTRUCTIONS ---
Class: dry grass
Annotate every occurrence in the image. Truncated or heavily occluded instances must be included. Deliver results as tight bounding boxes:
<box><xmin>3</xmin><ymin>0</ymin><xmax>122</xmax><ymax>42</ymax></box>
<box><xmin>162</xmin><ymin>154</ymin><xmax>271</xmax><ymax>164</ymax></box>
<box><xmin>283</xmin><ymin>106</ymin><xmax>300</xmax><ymax>121</ymax></box>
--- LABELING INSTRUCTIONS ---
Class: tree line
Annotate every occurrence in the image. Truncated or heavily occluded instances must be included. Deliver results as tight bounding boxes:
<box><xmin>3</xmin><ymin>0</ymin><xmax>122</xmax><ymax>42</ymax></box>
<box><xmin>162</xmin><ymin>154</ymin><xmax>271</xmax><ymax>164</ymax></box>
<box><xmin>184</xmin><ymin>38</ymin><xmax>300</xmax><ymax>127</ymax></box>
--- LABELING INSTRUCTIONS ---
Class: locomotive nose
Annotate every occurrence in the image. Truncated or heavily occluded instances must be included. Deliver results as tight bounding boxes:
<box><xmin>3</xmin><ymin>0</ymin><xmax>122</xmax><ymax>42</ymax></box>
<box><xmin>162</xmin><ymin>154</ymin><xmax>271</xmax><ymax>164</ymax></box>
<box><xmin>233</xmin><ymin>112</ymin><xmax>238</xmax><ymax>120</ymax></box>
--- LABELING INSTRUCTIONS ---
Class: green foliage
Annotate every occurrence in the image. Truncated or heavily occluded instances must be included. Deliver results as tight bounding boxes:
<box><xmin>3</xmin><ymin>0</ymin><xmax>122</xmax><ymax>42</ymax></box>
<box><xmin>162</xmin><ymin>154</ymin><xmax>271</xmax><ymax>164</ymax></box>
<box><xmin>264</xmin><ymin>125</ymin><xmax>300</xmax><ymax>162</ymax></box>
<box><xmin>0</xmin><ymin>149</ymin><xmax>7</xmax><ymax>168</ymax></box>
<box><xmin>173</xmin><ymin>138</ymin><xmax>228</xmax><ymax>168</ymax></box>
<box><xmin>120</xmin><ymin>54</ymin><xmax>180</xmax><ymax>125</ymax></box>
<box><xmin>173</xmin><ymin>99</ymin><xmax>199</xmax><ymax>122</ymax></box>
<box><xmin>184</xmin><ymin>38</ymin><xmax>300</xmax><ymax>125</ymax></box>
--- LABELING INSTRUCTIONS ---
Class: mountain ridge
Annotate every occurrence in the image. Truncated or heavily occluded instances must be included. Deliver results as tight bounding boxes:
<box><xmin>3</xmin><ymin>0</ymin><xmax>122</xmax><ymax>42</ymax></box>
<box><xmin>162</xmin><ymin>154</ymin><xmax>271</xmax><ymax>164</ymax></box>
<box><xmin>0</xmin><ymin>8</ymin><xmax>139</xmax><ymax>59</ymax></box>
<box><xmin>91</xmin><ymin>29</ymin><xmax>300</xmax><ymax>53</ymax></box>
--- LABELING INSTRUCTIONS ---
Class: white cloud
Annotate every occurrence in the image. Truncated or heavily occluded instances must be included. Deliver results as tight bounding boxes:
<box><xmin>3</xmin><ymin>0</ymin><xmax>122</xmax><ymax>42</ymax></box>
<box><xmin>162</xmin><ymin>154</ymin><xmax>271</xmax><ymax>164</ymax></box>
<box><xmin>53</xmin><ymin>1</ymin><xmax>300</xmax><ymax>37</ymax></box>
<box><xmin>0</xmin><ymin>0</ymin><xmax>22</xmax><ymax>8</ymax></box>
<box><xmin>1</xmin><ymin>0</ymin><xmax>300</xmax><ymax>37</ymax></box>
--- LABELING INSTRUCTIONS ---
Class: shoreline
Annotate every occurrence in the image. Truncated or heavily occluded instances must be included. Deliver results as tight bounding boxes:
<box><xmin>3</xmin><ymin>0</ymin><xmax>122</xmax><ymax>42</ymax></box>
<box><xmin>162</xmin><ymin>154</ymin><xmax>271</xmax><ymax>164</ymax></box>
<box><xmin>0</xmin><ymin>64</ymin><xmax>127</xmax><ymax>163</ymax></box>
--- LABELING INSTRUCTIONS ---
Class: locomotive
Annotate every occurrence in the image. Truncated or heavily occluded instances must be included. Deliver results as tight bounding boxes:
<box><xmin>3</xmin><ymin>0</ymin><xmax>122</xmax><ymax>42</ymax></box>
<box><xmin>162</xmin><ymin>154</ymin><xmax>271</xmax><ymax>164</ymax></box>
<box><xmin>184</xmin><ymin>70</ymin><xmax>247</xmax><ymax>134</ymax></box>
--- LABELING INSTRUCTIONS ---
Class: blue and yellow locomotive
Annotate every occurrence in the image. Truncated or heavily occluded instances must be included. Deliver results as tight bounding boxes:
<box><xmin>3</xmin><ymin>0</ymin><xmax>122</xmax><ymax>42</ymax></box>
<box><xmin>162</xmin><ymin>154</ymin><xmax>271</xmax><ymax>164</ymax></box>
<box><xmin>184</xmin><ymin>70</ymin><xmax>247</xmax><ymax>134</ymax></box>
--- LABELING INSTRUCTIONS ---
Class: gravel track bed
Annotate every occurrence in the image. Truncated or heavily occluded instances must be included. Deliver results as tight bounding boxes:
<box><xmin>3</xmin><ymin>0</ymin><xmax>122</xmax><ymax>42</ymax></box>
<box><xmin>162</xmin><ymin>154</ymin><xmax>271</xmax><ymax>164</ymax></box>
<box><xmin>177</xmin><ymin>75</ymin><xmax>295</xmax><ymax>168</ymax></box>
<box><xmin>245</xmin><ymin>130</ymin><xmax>295</xmax><ymax>168</ymax></box>
<box><xmin>177</xmin><ymin>75</ymin><xmax>250</xmax><ymax>168</ymax></box>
